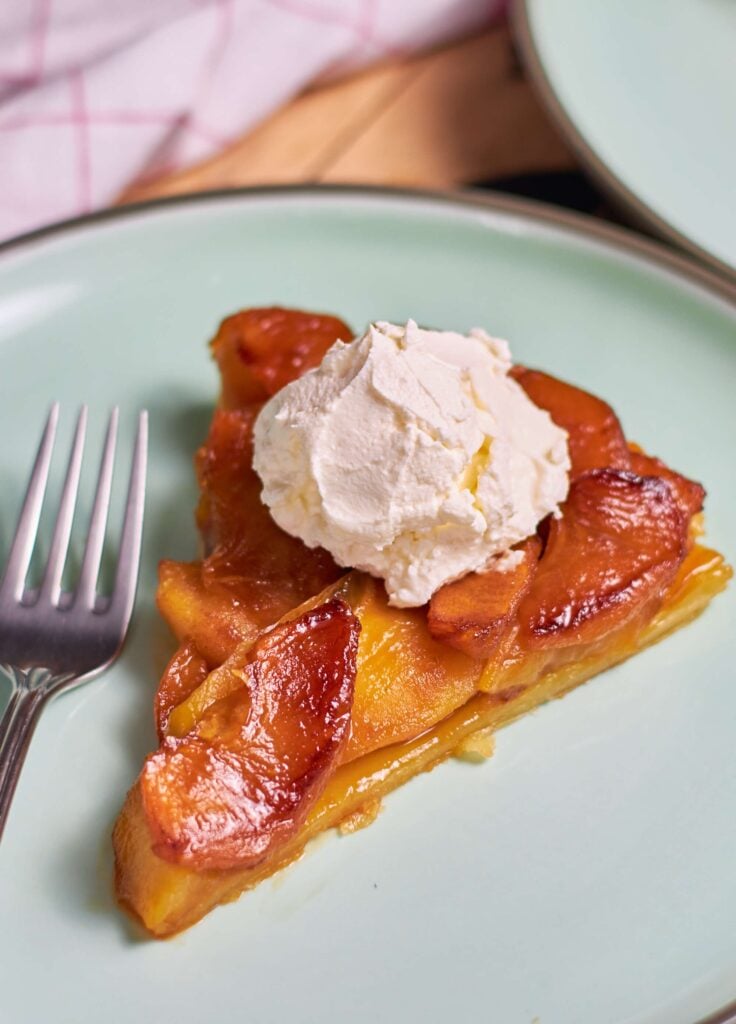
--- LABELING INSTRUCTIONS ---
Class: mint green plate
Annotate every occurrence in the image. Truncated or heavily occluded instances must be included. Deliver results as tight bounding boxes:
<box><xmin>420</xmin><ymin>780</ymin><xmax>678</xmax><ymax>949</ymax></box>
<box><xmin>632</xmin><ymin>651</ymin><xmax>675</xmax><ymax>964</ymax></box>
<box><xmin>516</xmin><ymin>0</ymin><xmax>736</xmax><ymax>278</ymax></box>
<box><xmin>1</xmin><ymin>188</ymin><xmax>735</xmax><ymax>1024</ymax></box>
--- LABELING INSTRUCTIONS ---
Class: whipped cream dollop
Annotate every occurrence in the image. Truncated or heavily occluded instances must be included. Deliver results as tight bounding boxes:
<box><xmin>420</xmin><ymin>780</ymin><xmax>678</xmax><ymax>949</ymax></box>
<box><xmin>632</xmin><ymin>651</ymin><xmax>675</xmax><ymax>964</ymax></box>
<box><xmin>252</xmin><ymin>320</ymin><xmax>570</xmax><ymax>607</ymax></box>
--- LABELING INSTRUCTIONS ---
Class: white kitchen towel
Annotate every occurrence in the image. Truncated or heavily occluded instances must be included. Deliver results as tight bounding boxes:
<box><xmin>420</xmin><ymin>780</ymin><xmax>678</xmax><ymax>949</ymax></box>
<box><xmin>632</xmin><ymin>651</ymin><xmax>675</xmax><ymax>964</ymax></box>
<box><xmin>0</xmin><ymin>0</ymin><xmax>508</xmax><ymax>241</ymax></box>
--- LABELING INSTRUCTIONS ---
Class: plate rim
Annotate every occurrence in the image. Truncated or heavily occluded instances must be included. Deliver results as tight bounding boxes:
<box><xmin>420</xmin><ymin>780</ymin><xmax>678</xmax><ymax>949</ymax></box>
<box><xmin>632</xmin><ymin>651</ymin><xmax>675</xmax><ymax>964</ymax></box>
<box><xmin>512</xmin><ymin>0</ymin><xmax>736</xmax><ymax>285</ymax></box>
<box><xmin>0</xmin><ymin>183</ymin><xmax>734</xmax><ymax>312</ymax></box>
<box><xmin>1</xmin><ymin>181</ymin><xmax>735</xmax><ymax>1024</ymax></box>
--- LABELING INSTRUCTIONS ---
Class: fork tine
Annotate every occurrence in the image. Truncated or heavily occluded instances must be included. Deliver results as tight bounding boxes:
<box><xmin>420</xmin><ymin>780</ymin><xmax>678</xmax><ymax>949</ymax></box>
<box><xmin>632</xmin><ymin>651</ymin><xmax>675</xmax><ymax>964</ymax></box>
<box><xmin>76</xmin><ymin>407</ymin><xmax>118</xmax><ymax>608</ymax></box>
<box><xmin>39</xmin><ymin>406</ymin><xmax>87</xmax><ymax>605</ymax></box>
<box><xmin>109</xmin><ymin>411</ymin><xmax>148</xmax><ymax>623</ymax></box>
<box><xmin>0</xmin><ymin>403</ymin><xmax>59</xmax><ymax>602</ymax></box>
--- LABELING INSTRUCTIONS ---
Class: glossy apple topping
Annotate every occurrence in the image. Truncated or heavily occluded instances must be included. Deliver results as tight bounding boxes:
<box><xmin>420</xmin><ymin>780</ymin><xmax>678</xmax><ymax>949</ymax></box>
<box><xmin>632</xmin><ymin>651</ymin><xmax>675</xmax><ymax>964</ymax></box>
<box><xmin>629</xmin><ymin>449</ymin><xmax>705</xmax><ymax>522</ymax></box>
<box><xmin>511</xmin><ymin>366</ymin><xmax>631</xmax><ymax>476</ymax></box>
<box><xmin>196</xmin><ymin>407</ymin><xmax>341</xmax><ymax>615</ymax></box>
<box><xmin>518</xmin><ymin>469</ymin><xmax>688</xmax><ymax>647</ymax></box>
<box><xmin>140</xmin><ymin>598</ymin><xmax>360</xmax><ymax>871</ymax></box>
<box><xmin>211</xmin><ymin>306</ymin><xmax>351</xmax><ymax>407</ymax></box>
<box><xmin>427</xmin><ymin>537</ymin><xmax>541</xmax><ymax>658</ymax></box>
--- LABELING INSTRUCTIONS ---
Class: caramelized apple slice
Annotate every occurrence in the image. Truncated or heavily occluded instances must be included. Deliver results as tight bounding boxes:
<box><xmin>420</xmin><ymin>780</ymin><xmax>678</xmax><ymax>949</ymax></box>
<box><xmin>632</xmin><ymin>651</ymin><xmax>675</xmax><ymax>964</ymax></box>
<box><xmin>141</xmin><ymin>598</ymin><xmax>360</xmax><ymax>871</ymax></box>
<box><xmin>519</xmin><ymin>469</ymin><xmax>687</xmax><ymax>647</ymax></box>
<box><xmin>211</xmin><ymin>307</ymin><xmax>351</xmax><ymax>408</ymax></box>
<box><xmin>344</xmin><ymin>575</ymin><xmax>484</xmax><ymax>758</ymax></box>
<box><xmin>427</xmin><ymin>537</ymin><xmax>541</xmax><ymax>658</ymax></box>
<box><xmin>157</xmin><ymin>561</ymin><xmax>262</xmax><ymax>666</ymax></box>
<box><xmin>512</xmin><ymin>367</ymin><xmax>631</xmax><ymax>476</ymax></box>
<box><xmin>195</xmin><ymin>404</ymin><xmax>261</xmax><ymax>551</ymax></box>
<box><xmin>158</xmin><ymin>408</ymin><xmax>341</xmax><ymax>665</ymax></box>
<box><xmin>629</xmin><ymin>449</ymin><xmax>705</xmax><ymax>523</ymax></box>
<box><xmin>197</xmin><ymin>408</ymin><xmax>340</xmax><ymax>592</ymax></box>
<box><xmin>155</xmin><ymin>641</ymin><xmax>210</xmax><ymax>740</ymax></box>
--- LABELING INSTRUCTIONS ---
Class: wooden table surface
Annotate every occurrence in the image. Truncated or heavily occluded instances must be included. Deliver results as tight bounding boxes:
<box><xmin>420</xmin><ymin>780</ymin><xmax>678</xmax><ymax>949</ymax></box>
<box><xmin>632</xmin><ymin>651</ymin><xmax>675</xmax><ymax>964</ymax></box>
<box><xmin>122</xmin><ymin>23</ymin><xmax>576</xmax><ymax>205</ymax></box>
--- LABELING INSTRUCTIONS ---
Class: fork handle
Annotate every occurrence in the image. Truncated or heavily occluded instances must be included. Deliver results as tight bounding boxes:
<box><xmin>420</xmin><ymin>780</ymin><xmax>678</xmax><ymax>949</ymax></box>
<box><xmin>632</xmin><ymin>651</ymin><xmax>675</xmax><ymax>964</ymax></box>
<box><xmin>0</xmin><ymin>668</ymin><xmax>55</xmax><ymax>844</ymax></box>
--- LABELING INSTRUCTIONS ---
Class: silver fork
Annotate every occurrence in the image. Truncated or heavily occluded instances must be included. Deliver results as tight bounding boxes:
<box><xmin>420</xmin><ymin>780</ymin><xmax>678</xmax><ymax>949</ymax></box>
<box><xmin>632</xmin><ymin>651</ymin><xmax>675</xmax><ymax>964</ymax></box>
<box><xmin>0</xmin><ymin>404</ymin><xmax>147</xmax><ymax>843</ymax></box>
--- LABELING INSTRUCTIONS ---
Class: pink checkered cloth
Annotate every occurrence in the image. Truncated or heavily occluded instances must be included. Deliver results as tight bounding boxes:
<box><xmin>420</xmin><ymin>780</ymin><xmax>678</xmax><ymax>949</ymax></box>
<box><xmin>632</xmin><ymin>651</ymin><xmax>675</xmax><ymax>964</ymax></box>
<box><xmin>0</xmin><ymin>0</ymin><xmax>507</xmax><ymax>242</ymax></box>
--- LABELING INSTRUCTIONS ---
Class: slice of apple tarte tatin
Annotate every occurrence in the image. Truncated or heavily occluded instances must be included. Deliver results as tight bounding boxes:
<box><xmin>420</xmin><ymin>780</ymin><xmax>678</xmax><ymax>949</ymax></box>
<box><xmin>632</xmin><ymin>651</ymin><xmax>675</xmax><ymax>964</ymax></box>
<box><xmin>113</xmin><ymin>308</ymin><xmax>730</xmax><ymax>937</ymax></box>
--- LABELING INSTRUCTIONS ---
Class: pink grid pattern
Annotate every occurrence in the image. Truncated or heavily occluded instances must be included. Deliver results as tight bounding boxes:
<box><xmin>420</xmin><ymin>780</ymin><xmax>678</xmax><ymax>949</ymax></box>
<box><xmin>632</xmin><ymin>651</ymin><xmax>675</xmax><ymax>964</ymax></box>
<box><xmin>0</xmin><ymin>0</ymin><xmax>507</xmax><ymax>241</ymax></box>
<box><xmin>266</xmin><ymin>0</ymin><xmax>407</xmax><ymax>59</ymax></box>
